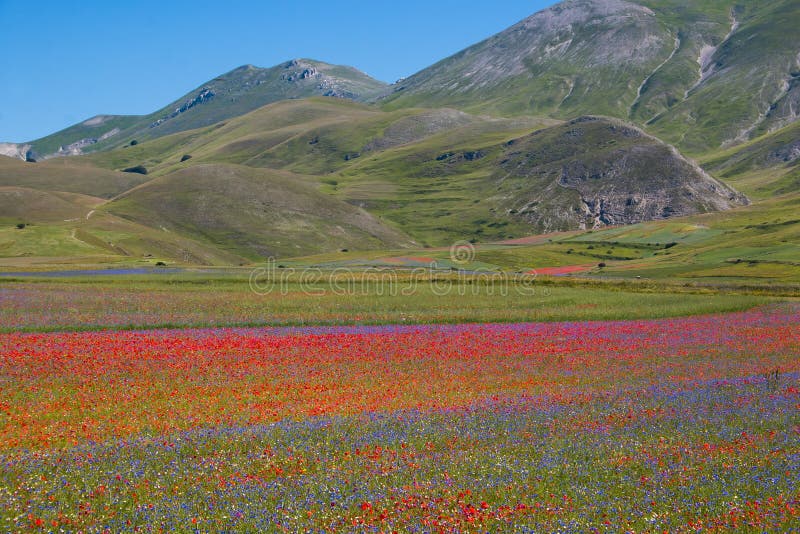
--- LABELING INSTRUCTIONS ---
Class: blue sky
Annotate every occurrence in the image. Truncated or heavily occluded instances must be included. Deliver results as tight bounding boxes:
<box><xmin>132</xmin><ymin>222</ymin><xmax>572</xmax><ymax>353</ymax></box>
<box><xmin>0</xmin><ymin>1</ymin><xmax>556</xmax><ymax>142</ymax></box>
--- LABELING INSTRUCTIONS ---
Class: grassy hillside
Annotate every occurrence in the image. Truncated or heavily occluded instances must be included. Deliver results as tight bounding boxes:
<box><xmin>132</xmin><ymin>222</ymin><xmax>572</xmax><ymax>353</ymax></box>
<box><xmin>266</xmin><ymin>190</ymin><xmax>800</xmax><ymax>285</ymax></box>
<box><xmin>0</xmin><ymin>205</ymin><xmax>251</xmax><ymax>268</ymax></box>
<box><xmin>558</xmin><ymin>192</ymin><xmax>800</xmax><ymax>282</ymax></box>
<box><xmin>0</xmin><ymin>188</ymin><xmax>101</xmax><ymax>224</ymax></box>
<box><xmin>4</xmin><ymin>92</ymin><xmax>794</xmax><ymax>273</ymax></box>
<box><xmin>103</xmin><ymin>163</ymin><xmax>415</xmax><ymax>259</ymax></box>
<box><xmin>700</xmin><ymin>121</ymin><xmax>800</xmax><ymax>199</ymax></box>
<box><xmin>80</xmin><ymin>98</ymin><xmax>546</xmax><ymax>177</ymax></box>
<box><xmin>644</xmin><ymin>0</ymin><xmax>800</xmax><ymax>153</ymax></box>
<box><xmin>327</xmin><ymin>116</ymin><xmax>744</xmax><ymax>243</ymax></box>
<box><xmin>0</xmin><ymin>155</ymin><xmax>150</xmax><ymax>198</ymax></box>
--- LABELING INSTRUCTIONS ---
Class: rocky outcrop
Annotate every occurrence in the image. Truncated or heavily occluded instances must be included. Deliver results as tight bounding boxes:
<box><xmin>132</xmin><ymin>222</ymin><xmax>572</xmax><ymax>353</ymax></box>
<box><xmin>150</xmin><ymin>88</ymin><xmax>216</xmax><ymax>128</ymax></box>
<box><xmin>281</xmin><ymin>59</ymin><xmax>374</xmax><ymax>100</ymax></box>
<box><xmin>281</xmin><ymin>60</ymin><xmax>320</xmax><ymax>82</ymax></box>
<box><xmin>0</xmin><ymin>143</ymin><xmax>32</xmax><ymax>161</ymax></box>
<box><xmin>768</xmin><ymin>138</ymin><xmax>800</xmax><ymax>165</ymax></box>
<box><xmin>55</xmin><ymin>128</ymin><xmax>121</xmax><ymax>157</ymax></box>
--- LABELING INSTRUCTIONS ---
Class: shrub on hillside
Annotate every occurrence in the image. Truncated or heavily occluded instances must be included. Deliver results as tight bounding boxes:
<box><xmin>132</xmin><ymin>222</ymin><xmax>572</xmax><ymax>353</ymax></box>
<box><xmin>122</xmin><ymin>165</ymin><xmax>148</xmax><ymax>175</ymax></box>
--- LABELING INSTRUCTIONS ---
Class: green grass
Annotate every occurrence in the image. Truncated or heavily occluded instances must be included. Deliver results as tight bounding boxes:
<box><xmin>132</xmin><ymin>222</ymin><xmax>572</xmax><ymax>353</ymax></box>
<box><xmin>700</xmin><ymin>121</ymin><xmax>800</xmax><ymax>199</ymax></box>
<box><xmin>328</xmin><ymin>115</ymin><xmax>738</xmax><ymax>245</ymax></box>
<box><xmin>3</xmin><ymin>187</ymin><xmax>798</xmax><ymax>286</ymax></box>
<box><xmin>0</xmin><ymin>224</ymin><xmax>101</xmax><ymax>258</ymax></box>
<box><xmin>72</xmin><ymin>98</ymin><xmax>741</xmax><ymax>253</ymax></box>
<box><xmin>74</xmin><ymin>99</ymin><xmax>558</xmax><ymax>251</ymax></box>
<box><xmin>103</xmin><ymin>163</ymin><xmax>414</xmax><ymax>260</ymax></box>
<box><xmin>0</xmin><ymin>155</ymin><xmax>150</xmax><ymax>199</ymax></box>
<box><xmin>555</xmin><ymin>194</ymin><xmax>800</xmax><ymax>282</ymax></box>
<box><xmin>0</xmin><ymin>207</ymin><xmax>246</xmax><ymax>268</ymax></box>
<box><xmin>0</xmin><ymin>187</ymin><xmax>101</xmax><ymax>224</ymax></box>
<box><xmin>0</xmin><ymin>273</ymin><xmax>782</xmax><ymax>333</ymax></box>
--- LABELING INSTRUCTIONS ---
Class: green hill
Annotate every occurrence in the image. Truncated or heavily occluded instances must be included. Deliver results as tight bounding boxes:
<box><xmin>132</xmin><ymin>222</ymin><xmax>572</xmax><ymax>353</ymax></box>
<box><xmin>9</xmin><ymin>60</ymin><xmax>386</xmax><ymax>161</ymax></box>
<box><xmin>325</xmin><ymin>115</ymin><xmax>746</xmax><ymax>243</ymax></box>
<box><xmin>0</xmin><ymin>187</ymin><xmax>101</xmax><ymax>224</ymax></box>
<box><xmin>0</xmin><ymin>155</ymin><xmax>150</xmax><ymax>198</ymax></box>
<box><xmin>103</xmin><ymin>163</ymin><xmax>415</xmax><ymax>259</ymax></box>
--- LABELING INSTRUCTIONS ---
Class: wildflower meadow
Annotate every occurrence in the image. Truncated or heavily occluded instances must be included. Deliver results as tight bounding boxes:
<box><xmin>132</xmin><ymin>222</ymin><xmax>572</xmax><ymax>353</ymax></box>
<box><xmin>0</xmin><ymin>304</ymin><xmax>797</xmax><ymax>531</ymax></box>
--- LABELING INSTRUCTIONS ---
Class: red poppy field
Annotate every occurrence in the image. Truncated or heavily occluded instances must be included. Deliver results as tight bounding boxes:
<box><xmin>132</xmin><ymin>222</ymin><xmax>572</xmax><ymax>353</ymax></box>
<box><xmin>0</xmin><ymin>303</ymin><xmax>798</xmax><ymax>532</ymax></box>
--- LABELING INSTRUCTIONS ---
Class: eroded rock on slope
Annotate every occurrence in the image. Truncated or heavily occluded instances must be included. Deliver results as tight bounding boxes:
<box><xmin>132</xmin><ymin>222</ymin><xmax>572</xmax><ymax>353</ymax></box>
<box><xmin>494</xmin><ymin>117</ymin><xmax>747</xmax><ymax>231</ymax></box>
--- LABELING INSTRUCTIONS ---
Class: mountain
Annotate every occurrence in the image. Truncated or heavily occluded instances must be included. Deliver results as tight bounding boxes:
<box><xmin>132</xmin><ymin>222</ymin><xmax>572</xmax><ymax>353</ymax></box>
<box><xmin>4</xmin><ymin>59</ymin><xmax>387</xmax><ymax>161</ymax></box>
<box><xmin>382</xmin><ymin>0</ymin><xmax>800</xmax><ymax>154</ymax></box>
<box><xmin>5</xmin><ymin>0</ymin><xmax>799</xmax><ymax>268</ymax></box>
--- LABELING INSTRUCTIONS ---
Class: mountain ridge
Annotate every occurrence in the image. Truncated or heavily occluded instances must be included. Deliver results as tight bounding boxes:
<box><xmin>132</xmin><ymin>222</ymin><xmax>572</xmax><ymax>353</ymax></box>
<box><xmin>381</xmin><ymin>0</ymin><xmax>800</xmax><ymax>154</ymax></box>
<box><xmin>3</xmin><ymin>59</ymin><xmax>387</xmax><ymax>161</ymax></box>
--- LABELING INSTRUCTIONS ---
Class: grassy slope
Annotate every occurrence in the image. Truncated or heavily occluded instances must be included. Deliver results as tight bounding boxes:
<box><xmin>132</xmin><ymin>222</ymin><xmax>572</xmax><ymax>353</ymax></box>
<box><xmin>3</xmin><ymin>100</ymin><xmax>544</xmax><ymax>265</ymax></box>
<box><xmin>265</xmin><ymin>189</ymin><xmax>800</xmax><ymax>285</ymax></box>
<box><xmin>0</xmin><ymin>208</ymin><xmax>247</xmax><ymax>267</ymax></box>
<box><xmin>0</xmin><ymin>155</ymin><xmax>150</xmax><ymax>199</ymax></box>
<box><xmin>0</xmin><ymin>188</ymin><xmax>102</xmax><ymax>224</ymax></box>
<box><xmin>84</xmin><ymin>98</ymin><xmax>395</xmax><ymax>175</ymax></box>
<box><xmin>381</xmin><ymin>0</ymin><xmax>677</xmax><ymax>118</ymax></box>
<box><xmin>81</xmin><ymin>99</ymin><xmax>552</xmax><ymax>247</ymax></box>
<box><xmin>327</xmin><ymin>116</ymin><xmax>743</xmax><ymax>243</ymax></box>
<box><xmin>103</xmin><ymin>163</ymin><xmax>415</xmax><ymax>260</ymax></box>
<box><xmin>484</xmin><ymin>193</ymin><xmax>800</xmax><ymax>283</ymax></box>
<box><xmin>594</xmin><ymin>193</ymin><xmax>800</xmax><ymax>281</ymax></box>
<box><xmin>645</xmin><ymin>0</ymin><xmax>800</xmax><ymax>153</ymax></box>
<box><xmin>699</xmin><ymin>121</ymin><xmax>800</xmax><ymax>199</ymax></box>
<box><xmin>77</xmin><ymin>99</ymin><xmax>739</xmax><ymax>248</ymax></box>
